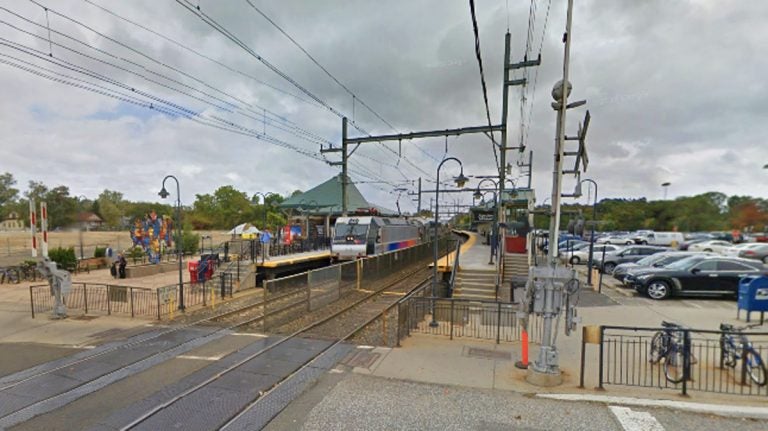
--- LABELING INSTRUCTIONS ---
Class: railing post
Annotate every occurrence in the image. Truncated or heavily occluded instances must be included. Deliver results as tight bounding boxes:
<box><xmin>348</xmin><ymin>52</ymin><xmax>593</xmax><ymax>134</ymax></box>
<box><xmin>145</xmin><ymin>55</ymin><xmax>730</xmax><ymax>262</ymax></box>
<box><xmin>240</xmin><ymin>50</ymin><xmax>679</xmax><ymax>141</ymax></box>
<box><xmin>396</xmin><ymin>302</ymin><xmax>402</xmax><ymax>347</ymax></box>
<box><xmin>220</xmin><ymin>272</ymin><xmax>225</xmax><ymax>299</ymax></box>
<box><xmin>83</xmin><ymin>284</ymin><xmax>88</xmax><ymax>315</ymax></box>
<box><xmin>129</xmin><ymin>287</ymin><xmax>135</xmax><ymax>317</ymax></box>
<box><xmin>496</xmin><ymin>302</ymin><xmax>502</xmax><ymax>344</ymax></box>
<box><xmin>29</xmin><ymin>285</ymin><xmax>35</xmax><ymax>319</ymax></box>
<box><xmin>450</xmin><ymin>299</ymin><xmax>454</xmax><ymax>340</ymax></box>
<box><xmin>598</xmin><ymin>326</ymin><xmax>605</xmax><ymax>390</ymax></box>
<box><xmin>156</xmin><ymin>289</ymin><xmax>161</xmax><ymax>320</ymax></box>
<box><xmin>579</xmin><ymin>327</ymin><xmax>586</xmax><ymax>388</ymax></box>
<box><xmin>740</xmin><ymin>340</ymin><xmax>749</xmax><ymax>387</ymax></box>
<box><xmin>106</xmin><ymin>285</ymin><xmax>112</xmax><ymax>315</ymax></box>
<box><xmin>682</xmin><ymin>329</ymin><xmax>690</xmax><ymax>396</ymax></box>
<box><xmin>202</xmin><ymin>281</ymin><xmax>207</xmax><ymax>307</ymax></box>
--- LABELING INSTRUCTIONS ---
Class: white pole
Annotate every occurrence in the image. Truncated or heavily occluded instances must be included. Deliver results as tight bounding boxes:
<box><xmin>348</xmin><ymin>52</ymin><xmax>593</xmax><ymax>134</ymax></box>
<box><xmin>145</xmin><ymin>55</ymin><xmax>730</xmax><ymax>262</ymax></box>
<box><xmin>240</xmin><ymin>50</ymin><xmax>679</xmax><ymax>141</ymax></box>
<box><xmin>41</xmin><ymin>201</ymin><xmax>48</xmax><ymax>258</ymax></box>
<box><xmin>29</xmin><ymin>199</ymin><xmax>37</xmax><ymax>258</ymax></box>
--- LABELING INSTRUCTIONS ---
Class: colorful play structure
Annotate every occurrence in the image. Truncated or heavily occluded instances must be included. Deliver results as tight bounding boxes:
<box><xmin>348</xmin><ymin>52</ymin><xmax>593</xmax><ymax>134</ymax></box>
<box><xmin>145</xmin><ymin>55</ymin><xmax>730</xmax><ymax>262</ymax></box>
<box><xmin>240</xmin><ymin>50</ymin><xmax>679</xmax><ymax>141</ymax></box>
<box><xmin>129</xmin><ymin>211</ymin><xmax>174</xmax><ymax>264</ymax></box>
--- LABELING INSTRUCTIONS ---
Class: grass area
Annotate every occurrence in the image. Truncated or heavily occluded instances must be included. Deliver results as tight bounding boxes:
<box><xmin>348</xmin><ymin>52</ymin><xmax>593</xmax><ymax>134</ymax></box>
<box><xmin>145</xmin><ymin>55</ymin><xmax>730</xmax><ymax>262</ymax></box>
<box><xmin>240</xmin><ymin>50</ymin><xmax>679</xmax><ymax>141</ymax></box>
<box><xmin>0</xmin><ymin>230</ymin><xmax>232</xmax><ymax>265</ymax></box>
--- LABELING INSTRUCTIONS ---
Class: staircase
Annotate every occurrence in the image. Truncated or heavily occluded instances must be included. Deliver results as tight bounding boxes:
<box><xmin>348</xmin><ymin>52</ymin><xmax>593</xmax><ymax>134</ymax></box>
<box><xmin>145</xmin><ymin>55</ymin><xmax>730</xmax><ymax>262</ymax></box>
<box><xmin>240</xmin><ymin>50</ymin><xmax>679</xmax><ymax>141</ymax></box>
<box><xmin>453</xmin><ymin>269</ymin><xmax>497</xmax><ymax>301</ymax></box>
<box><xmin>498</xmin><ymin>253</ymin><xmax>529</xmax><ymax>303</ymax></box>
<box><xmin>503</xmin><ymin>253</ymin><xmax>528</xmax><ymax>283</ymax></box>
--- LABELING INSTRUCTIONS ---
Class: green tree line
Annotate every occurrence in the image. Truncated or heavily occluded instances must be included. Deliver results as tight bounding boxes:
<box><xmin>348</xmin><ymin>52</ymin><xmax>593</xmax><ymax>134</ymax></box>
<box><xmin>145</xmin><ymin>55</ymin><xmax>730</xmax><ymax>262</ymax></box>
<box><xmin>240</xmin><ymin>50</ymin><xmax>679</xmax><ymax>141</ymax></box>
<box><xmin>535</xmin><ymin>191</ymin><xmax>768</xmax><ymax>233</ymax></box>
<box><xmin>0</xmin><ymin>172</ymin><xmax>293</xmax><ymax>231</ymax></box>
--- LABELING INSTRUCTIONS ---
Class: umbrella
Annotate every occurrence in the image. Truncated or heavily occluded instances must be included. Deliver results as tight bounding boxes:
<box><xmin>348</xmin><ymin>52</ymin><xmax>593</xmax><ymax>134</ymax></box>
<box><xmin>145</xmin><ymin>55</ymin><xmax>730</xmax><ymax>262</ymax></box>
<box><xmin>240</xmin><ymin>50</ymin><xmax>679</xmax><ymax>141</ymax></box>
<box><xmin>228</xmin><ymin>223</ymin><xmax>260</xmax><ymax>235</ymax></box>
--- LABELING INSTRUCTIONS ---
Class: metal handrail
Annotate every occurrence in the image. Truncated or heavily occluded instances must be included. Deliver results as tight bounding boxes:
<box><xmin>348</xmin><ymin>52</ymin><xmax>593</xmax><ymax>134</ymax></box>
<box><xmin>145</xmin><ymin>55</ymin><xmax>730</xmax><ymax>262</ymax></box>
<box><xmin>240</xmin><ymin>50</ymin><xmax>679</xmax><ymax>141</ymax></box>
<box><xmin>448</xmin><ymin>240</ymin><xmax>461</xmax><ymax>295</ymax></box>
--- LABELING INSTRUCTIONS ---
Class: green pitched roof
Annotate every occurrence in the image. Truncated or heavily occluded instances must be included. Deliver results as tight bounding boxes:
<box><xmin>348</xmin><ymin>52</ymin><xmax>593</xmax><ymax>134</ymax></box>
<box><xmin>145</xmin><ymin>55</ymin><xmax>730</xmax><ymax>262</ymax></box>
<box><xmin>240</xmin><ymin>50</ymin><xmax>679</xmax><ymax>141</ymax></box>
<box><xmin>279</xmin><ymin>175</ymin><xmax>395</xmax><ymax>215</ymax></box>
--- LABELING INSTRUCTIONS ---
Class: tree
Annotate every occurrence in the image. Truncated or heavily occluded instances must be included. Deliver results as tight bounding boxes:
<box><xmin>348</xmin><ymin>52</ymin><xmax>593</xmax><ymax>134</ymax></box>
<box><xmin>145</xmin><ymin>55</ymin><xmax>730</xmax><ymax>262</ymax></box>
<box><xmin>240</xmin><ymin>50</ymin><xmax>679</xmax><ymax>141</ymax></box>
<box><xmin>97</xmin><ymin>189</ymin><xmax>125</xmax><ymax>229</ymax></box>
<box><xmin>0</xmin><ymin>172</ymin><xmax>18</xmax><ymax>213</ymax></box>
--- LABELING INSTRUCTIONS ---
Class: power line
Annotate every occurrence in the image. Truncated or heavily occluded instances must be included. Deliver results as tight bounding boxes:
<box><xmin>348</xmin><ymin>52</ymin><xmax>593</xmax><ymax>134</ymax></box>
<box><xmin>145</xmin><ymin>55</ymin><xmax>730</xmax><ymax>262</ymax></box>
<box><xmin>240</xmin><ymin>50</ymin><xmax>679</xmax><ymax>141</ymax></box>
<box><xmin>176</xmin><ymin>0</ymin><xmax>438</xmax><ymax>181</ymax></box>
<box><xmin>242</xmin><ymin>0</ymin><xmax>442</xmax><ymax>167</ymax></box>
<box><xmin>81</xmin><ymin>0</ymin><xmax>321</xmax><ymax>110</ymax></box>
<box><xmin>523</xmin><ymin>0</ymin><xmax>553</xmax><ymax>149</ymax></box>
<box><xmin>468</xmin><ymin>0</ymin><xmax>500</xmax><ymax>172</ymax></box>
<box><xmin>1</xmin><ymin>5</ymin><xmax>336</xmax><ymax>149</ymax></box>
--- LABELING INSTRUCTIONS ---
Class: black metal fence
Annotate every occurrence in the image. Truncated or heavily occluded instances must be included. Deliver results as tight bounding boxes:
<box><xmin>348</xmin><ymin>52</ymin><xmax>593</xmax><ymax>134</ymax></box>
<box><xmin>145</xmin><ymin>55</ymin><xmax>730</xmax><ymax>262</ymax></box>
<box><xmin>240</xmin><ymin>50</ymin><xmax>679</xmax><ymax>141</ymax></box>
<box><xmin>220</xmin><ymin>236</ymin><xmax>331</xmax><ymax>263</ymax></box>
<box><xmin>597</xmin><ymin>325</ymin><xmax>768</xmax><ymax>397</ymax></box>
<box><xmin>30</xmin><ymin>283</ymin><xmax>158</xmax><ymax>319</ymax></box>
<box><xmin>396</xmin><ymin>296</ymin><xmax>542</xmax><ymax>345</ymax></box>
<box><xmin>30</xmin><ymin>272</ymin><xmax>236</xmax><ymax>320</ymax></box>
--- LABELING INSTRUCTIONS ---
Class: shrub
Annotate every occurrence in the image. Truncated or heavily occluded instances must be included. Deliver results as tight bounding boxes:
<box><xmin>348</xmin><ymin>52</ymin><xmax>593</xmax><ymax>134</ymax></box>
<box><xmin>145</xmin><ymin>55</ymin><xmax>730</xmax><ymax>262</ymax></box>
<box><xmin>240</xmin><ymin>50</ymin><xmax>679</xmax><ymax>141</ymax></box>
<box><xmin>49</xmin><ymin>247</ymin><xmax>77</xmax><ymax>270</ymax></box>
<box><xmin>94</xmin><ymin>247</ymin><xmax>106</xmax><ymax>258</ymax></box>
<box><xmin>126</xmin><ymin>247</ymin><xmax>145</xmax><ymax>263</ymax></box>
<box><xmin>173</xmin><ymin>229</ymin><xmax>200</xmax><ymax>255</ymax></box>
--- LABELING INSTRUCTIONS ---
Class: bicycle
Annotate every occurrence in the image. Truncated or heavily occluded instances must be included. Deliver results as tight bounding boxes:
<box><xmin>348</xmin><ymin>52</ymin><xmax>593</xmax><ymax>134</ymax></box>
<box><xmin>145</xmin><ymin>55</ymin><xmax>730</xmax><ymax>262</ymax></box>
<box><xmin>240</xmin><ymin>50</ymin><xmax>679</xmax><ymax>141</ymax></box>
<box><xmin>719</xmin><ymin>323</ymin><xmax>767</xmax><ymax>386</ymax></box>
<box><xmin>0</xmin><ymin>267</ymin><xmax>20</xmax><ymax>284</ymax></box>
<box><xmin>649</xmin><ymin>321</ymin><xmax>695</xmax><ymax>383</ymax></box>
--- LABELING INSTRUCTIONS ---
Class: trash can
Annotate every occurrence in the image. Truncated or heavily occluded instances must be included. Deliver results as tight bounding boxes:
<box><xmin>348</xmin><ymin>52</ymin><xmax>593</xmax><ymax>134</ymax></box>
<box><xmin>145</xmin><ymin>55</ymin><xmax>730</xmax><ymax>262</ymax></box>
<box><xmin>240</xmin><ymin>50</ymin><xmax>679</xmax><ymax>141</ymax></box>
<box><xmin>188</xmin><ymin>261</ymin><xmax>199</xmax><ymax>284</ymax></box>
<box><xmin>738</xmin><ymin>276</ymin><xmax>768</xmax><ymax>323</ymax></box>
<box><xmin>505</xmin><ymin>235</ymin><xmax>527</xmax><ymax>253</ymax></box>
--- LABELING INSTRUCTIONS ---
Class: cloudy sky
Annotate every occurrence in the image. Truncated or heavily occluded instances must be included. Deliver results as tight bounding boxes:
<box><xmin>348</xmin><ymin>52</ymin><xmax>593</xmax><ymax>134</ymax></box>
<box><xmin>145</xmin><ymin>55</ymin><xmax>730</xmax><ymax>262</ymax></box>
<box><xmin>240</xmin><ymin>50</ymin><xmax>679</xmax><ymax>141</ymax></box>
<box><xmin>1</xmin><ymin>0</ymin><xmax>766</xmax><ymax>214</ymax></box>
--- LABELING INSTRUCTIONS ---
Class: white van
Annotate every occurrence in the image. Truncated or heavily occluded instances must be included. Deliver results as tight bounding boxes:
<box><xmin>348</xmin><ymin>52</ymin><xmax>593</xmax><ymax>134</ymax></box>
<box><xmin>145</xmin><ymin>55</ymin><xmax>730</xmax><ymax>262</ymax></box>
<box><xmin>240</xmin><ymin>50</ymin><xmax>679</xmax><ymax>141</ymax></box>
<box><xmin>635</xmin><ymin>231</ymin><xmax>684</xmax><ymax>247</ymax></box>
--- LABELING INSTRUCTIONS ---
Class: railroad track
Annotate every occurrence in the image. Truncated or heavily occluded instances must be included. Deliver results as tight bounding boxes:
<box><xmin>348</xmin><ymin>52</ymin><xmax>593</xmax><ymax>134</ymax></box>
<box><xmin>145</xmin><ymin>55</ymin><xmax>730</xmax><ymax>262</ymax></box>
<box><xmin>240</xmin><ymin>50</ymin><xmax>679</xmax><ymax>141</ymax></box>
<box><xmin>120</xmin><ymin>267</ymin><xmax>430</xmax><ymax>430</ymax></box>
<box><xmin>0</xmin><ymin>259</ymin><xmax>430</xmax><ymax>430</ymax></box>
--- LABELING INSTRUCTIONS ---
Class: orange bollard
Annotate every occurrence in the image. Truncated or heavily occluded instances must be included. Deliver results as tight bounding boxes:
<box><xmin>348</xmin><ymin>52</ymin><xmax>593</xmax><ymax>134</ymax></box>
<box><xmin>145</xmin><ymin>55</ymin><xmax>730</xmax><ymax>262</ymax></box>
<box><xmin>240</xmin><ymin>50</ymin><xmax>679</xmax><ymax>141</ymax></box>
<box><xmin>515</xmin><ymin>329</ymin><xmax>529</xmax><ymax>369</ymax></box>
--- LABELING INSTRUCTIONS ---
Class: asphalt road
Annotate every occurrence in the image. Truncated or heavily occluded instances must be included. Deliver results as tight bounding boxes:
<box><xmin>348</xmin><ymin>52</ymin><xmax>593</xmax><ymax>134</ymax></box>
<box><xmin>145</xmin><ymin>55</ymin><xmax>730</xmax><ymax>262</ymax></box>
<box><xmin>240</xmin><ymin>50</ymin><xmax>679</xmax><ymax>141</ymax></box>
<box><xmin>266</xmin><ymin>372</ymin><xmax>767</xmax><ymax>431</ymax></box>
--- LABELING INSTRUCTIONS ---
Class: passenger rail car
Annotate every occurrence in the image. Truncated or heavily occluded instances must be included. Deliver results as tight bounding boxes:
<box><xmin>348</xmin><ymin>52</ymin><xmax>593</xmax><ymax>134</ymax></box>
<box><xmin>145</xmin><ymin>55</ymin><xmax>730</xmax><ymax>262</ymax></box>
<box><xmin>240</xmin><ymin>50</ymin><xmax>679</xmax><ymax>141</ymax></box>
<box><xmin>331</xmin><ymin>216</ymin><xmax>424</xmax><ymax>260</ymax></box>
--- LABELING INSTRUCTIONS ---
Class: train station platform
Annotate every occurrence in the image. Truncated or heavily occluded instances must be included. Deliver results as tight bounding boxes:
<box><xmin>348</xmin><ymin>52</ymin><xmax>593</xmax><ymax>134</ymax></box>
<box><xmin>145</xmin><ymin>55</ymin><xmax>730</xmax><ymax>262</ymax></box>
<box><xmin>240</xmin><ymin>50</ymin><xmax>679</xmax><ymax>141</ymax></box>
<box><xmin>431</xmin><ymin>231</ymin><xmax>484</xmax><ymax>272</ymax></box>
<box><xmin>254</xmin><ymin>249</ymin><xmax>332</xmax><ymax>269</ymax></box>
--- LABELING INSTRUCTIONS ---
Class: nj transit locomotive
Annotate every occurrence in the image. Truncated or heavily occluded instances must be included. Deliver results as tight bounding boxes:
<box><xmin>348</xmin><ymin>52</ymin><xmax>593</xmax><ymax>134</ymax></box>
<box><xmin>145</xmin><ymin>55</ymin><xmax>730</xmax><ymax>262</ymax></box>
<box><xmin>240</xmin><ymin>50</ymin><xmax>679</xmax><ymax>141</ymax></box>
<box><xmin>331</xmin><ymin>216</ymin><xmax>424</xmax><ymax>260</ymax></box>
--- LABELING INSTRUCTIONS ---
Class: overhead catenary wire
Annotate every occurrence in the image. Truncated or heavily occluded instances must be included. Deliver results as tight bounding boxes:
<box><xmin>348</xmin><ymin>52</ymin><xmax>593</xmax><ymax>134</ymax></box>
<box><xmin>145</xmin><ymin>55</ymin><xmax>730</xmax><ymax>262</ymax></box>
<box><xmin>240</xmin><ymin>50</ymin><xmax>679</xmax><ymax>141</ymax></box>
<box><xmin>176</xmin><ymin>0</ymin><xmax>438</xmax><ymax>181</ymax></box>
<box><xmin>468</xmin><ymin>0</ymin><xmax>500</xmax><ymax>172</ymax></box>
<box><xmin>243</xmin><ymin>0</ymin><xmax>442</xmax><ymax>165</ymax></box>
<box><xmin>522</xmin><ymin>0</ymin><xmax>553</xmax><ymax>151</ymax></box>
<box><xmin>81</xmin><ymin>0</ymin><xmax>322</xmax><ymax>110</ymax></box>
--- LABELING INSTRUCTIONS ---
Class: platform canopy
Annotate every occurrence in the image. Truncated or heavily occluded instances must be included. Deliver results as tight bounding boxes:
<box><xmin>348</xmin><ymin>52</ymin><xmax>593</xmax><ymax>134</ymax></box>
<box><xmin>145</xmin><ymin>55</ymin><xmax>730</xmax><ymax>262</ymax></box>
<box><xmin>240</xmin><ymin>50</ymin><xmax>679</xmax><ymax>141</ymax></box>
<box><xmin>279</xmin><ymin>174</ymin><xmax>396</xmax><ymax>216</ymax></box>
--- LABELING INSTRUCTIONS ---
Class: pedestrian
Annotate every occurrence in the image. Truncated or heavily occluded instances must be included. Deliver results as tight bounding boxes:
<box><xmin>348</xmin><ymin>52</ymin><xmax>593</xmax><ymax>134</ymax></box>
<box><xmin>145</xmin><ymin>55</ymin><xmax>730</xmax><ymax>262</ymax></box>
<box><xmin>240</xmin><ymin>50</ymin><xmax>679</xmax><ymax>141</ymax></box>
<box><xmin>260</xmin><ymin>229</ymin><xmax>272</xmax><ymax>260</ymax></box>
<box><xmin>118</xmin><ymin>253</ymin><xmax>127</xmax><ymax>279</ymax></box>
<box><xmin>105</xmin><ymin>244</ymin><xmax>113</xmax><ymax>261</ymax></box>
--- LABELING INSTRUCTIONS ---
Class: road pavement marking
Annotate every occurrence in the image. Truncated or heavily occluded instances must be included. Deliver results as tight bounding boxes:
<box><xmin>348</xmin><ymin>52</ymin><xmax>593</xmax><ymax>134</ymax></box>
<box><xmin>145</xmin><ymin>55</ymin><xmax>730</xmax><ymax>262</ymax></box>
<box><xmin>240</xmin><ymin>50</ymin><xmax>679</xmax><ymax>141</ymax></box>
<box><xmin>609</xmin><ymin>406</ymin><xmax>664</xmax><ymax>431</ymax></box>
<box><xmin>177</xmin><ymin>354</ymin><xmax>224</xmax><ymax>361</ymax></box>
<box><xmin>231</xmin><ymin>333</ymin><xmax>268</xmax><ymax>338</ymax></box>
<box><xmin>537</xmin><ymin>393</ymin><xmax>768</xmax><ymax>420</ymax></box>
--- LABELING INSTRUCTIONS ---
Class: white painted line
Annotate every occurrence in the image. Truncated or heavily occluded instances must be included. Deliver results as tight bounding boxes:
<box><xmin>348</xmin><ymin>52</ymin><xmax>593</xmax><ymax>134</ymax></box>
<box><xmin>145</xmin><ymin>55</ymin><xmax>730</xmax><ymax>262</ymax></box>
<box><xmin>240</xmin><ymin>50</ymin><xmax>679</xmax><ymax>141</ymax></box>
<box><xmin>356</xmin><ymin>345</ymin><xmax>375</xmax><ymax>350</ymax></box>
<box><xmin>72</xmin><ymin>345</ymin><xmax>96</xmax><ymax>349</ymax></box>
<box><xmin>537</xmin><ymin>393</ymin><xmax>768</xmax><ymax>420</ymax></box>
<box><xmin>609</xmin><ymin>406</ymin><xmax>664</xmax><ymax>431</ymax></box>
<box><xmin>177</xmin><ymin>354</ymin><xmax>224</xmax><ymax>361</ymax></box>
<box><xmin>230</xmin><ymin>333</ymin><xmax>268</xmax><ymax>338</ymax></box>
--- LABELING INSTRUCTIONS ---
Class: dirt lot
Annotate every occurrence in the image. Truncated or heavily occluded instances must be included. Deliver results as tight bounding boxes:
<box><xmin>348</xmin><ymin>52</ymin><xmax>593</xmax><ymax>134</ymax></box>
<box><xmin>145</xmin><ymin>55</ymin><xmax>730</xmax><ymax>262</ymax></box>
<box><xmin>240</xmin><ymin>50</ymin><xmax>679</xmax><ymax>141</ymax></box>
<box><xmin>0</xmin><ymin>230</ymin><xmax>231</xmax><ymax>266</ymax></box>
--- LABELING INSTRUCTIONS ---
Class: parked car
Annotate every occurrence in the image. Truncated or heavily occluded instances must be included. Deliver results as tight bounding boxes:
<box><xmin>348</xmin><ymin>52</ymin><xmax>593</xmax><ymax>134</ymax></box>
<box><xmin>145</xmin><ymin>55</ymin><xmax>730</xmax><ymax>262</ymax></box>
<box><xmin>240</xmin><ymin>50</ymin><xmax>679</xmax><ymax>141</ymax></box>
<box><xmin>594</xmin><ymin>245</ymin><xmax>668</xmax><ymax>274</ymax></box>
<box><xmin>615</xmin><ymin>251</ymin><xmax>713</xmax><ymax>283</ymax></box>
<box><xmin>687</xmin><ymin>240</ymin><xmax>733</xmax><ymax>254</ymax></box>
<box><xmin>722</xmin><ymin>243</ymin><xmax>766</xmax><ymax>258</ymax></box>
<box><xmin>633</xmin><ymin>231</ymin><xmax>685</xmax><ymax>247</ymax></box>
<box><xmin>734</xmin><ymin>243</ymin><xmax>768</xmax><ymax>264</ymax></box>
<box><xmin>567</xmin><ymin>244</ymin><xmax>624</xmax><ymax>265</ymax></box>
<box><xmin>626</xmin><ymin>255</ymin><xmax>768</xmax><ymax>300</ymax></box>
<box><xmin>557</xmin><ymin>241</ymin><xmax>590</xmax><ymax>259</ymax></box>
<box><xmin>678</xmin><ymin>237</ymin><xmax>712</xmax><ymax>251</ymax></box>
<box><xmin>596</xmin><ymin>234</ymin><xmax>635</xmax><ymax>245</ymax></box>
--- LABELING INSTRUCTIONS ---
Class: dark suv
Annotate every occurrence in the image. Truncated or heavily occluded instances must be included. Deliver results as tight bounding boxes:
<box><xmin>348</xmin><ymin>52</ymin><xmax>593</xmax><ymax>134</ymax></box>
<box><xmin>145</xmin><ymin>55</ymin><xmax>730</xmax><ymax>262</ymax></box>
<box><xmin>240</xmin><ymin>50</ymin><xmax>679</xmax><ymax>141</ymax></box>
<box><xmin>626</xmin><ymin>255</ymin><xmax>767</xmax><ymax>300</ymax></box>
<box><xmin>595</xmin><ymin>245</ymin><xmax>668</xmax><ymax>274</ymax></box>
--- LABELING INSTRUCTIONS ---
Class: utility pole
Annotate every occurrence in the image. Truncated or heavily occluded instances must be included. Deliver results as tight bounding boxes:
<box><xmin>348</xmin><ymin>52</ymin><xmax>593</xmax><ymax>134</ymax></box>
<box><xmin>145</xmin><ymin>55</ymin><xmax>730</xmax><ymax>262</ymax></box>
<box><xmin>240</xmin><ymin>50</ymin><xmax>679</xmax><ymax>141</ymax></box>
<box><xmin>341</xmin><ymin>117</ymin><xmax>348</xmax><ymax>215</ymax></box>
<box><xmin>527</xmin><ymin>0</ymin><xmax>582</xmax><ymax>387</ymax></box>
<box><xmin>500</xmin><ymin>31</ymin><xmax>541</xmax><ymax>291</ymax></box>
<box><xmin>417</xmin><ymin>177</ymin><xmax>422</xmax><ymax>213</ymax></box>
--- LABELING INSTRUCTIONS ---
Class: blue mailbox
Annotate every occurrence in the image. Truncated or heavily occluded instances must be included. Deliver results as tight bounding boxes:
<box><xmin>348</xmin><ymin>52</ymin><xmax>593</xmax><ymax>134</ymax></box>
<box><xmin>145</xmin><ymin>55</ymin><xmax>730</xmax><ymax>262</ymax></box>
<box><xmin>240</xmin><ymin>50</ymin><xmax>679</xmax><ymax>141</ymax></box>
<box><xmin>737</xmin><ymin>276</ymin><xmax>768</xmax><ymax>324</ymax></box>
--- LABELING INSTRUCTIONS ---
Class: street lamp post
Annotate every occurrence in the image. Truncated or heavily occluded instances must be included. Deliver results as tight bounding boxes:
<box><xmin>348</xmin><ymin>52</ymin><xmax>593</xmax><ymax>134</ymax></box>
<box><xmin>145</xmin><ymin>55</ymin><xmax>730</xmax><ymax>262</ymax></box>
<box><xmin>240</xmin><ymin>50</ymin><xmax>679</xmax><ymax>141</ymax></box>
<box><xmin>575</xmin><ymin>179</ymin><xmax>598</xmax><ymax>285</ymax></box>
<box><xmin>474</xmin><ymin>178</ymin><xmax>498</xmax><ymax>265</ymax></box>
<box><xmin>255</xmin><ymin>192</ymin><xmax>277</xmax><ymax>264</ymax></box>
<box><xmin>431</xmin><ymin>157</ymin><xmax>468</xmax><ymax>327</ymax></box>
<box><xmin>661</xmin><ymin>182</ymin><xmax>671</xmax><ymax>200</ymax></box>
<box><xmin>76</xmin><ymin>195</ymin><xmax>87</xmax><ymax>260</ymax></box>
<box><xmin>159</xmin><ymin>175</ymin><xmax>183</xmax><ymax>311</ymax></box>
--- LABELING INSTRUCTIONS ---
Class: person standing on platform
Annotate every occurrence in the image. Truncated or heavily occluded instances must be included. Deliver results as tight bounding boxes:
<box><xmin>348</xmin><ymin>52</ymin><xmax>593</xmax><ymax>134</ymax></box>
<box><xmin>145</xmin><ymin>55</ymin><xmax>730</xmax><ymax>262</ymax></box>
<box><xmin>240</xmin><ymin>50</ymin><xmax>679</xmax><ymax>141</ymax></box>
<box><xmin>260</xmin><ymin>229</ymin><xmax>272</xmax><ymax>260</ymax></box>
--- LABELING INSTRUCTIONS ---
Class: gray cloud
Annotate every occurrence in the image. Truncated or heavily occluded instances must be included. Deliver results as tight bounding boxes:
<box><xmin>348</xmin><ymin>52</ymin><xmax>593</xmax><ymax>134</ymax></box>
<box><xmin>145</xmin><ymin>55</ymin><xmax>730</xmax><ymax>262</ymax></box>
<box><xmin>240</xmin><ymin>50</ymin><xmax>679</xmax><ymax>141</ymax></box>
<box><xmin>0</xmin><ymin>0</ymin><xmax>766</xmax><ymax>215</ymax></box>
